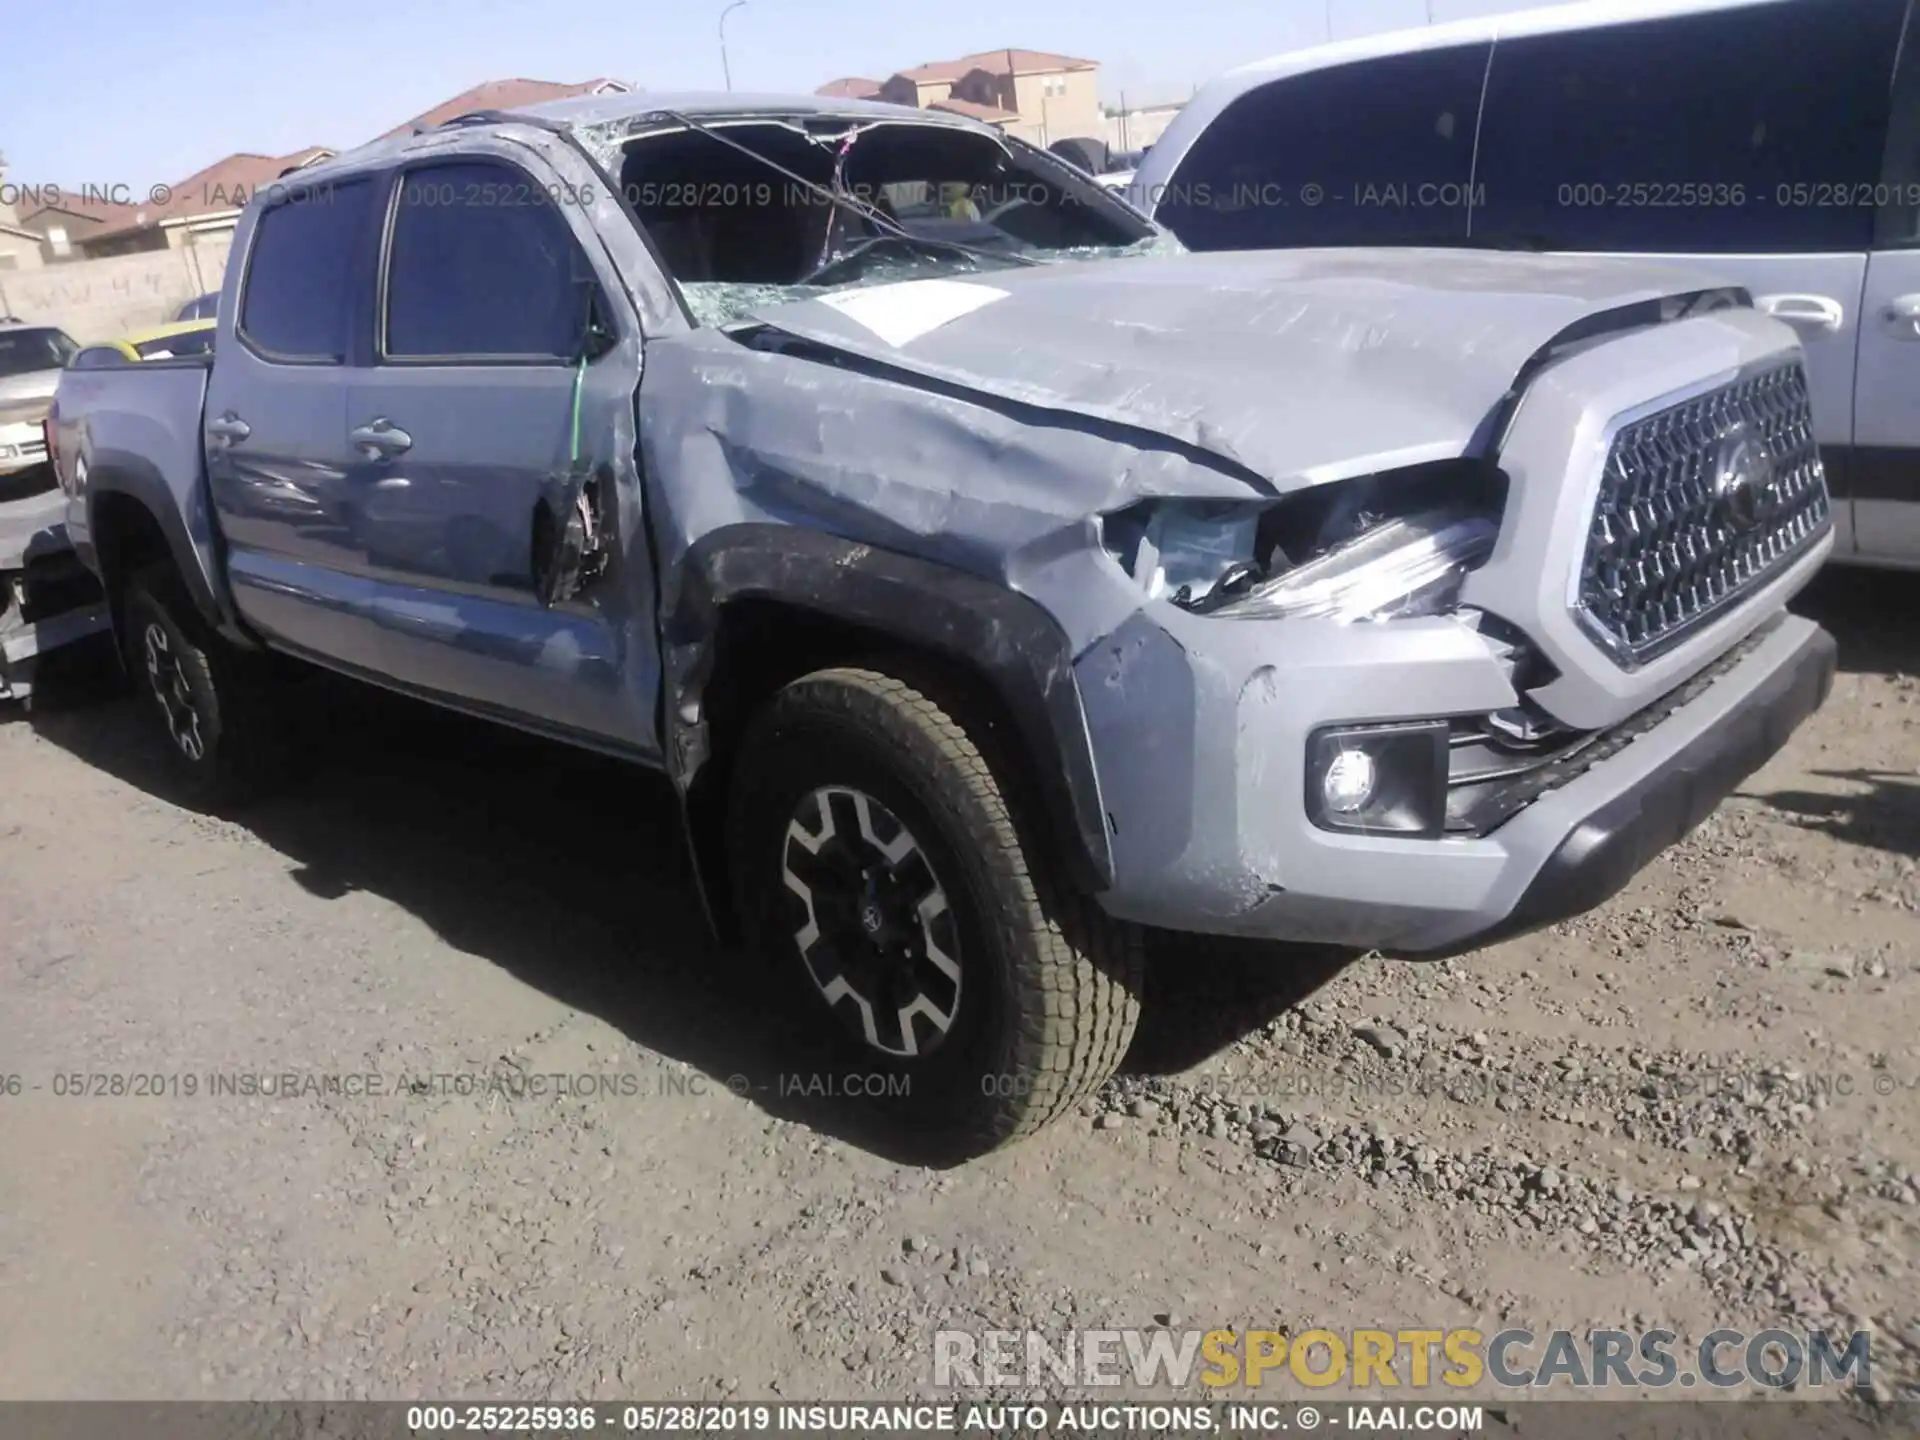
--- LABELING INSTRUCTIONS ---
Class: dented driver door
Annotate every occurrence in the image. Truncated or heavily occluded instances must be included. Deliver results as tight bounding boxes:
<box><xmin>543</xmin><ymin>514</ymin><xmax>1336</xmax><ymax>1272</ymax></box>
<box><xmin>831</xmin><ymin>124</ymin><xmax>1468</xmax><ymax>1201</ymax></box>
<box><xmin>339</xmin><ymin>153</ymin><xmax>657</xmax><ymax>757</ymax></box>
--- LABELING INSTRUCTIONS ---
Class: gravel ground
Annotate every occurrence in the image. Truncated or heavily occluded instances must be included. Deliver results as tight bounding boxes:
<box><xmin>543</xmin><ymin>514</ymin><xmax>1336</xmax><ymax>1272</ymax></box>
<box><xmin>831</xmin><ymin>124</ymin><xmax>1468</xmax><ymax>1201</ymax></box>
<box><xmin>0</xmin><ymin>567</ymin><xmax>1914</xmax><ymax>1412</ymax></box>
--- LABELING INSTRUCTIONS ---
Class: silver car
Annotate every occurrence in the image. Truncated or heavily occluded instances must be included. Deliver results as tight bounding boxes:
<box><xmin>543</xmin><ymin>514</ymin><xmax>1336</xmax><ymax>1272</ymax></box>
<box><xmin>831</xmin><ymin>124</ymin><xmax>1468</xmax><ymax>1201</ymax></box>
<box><xmin>1132</xmin><ymin>0</ymin><xmax>1920</xmax><ymax>569</ymax></box>
<box><xmin>0</xmin><ymin>322</ymin><xmax>78</xmax><ymax>478</ymax></box>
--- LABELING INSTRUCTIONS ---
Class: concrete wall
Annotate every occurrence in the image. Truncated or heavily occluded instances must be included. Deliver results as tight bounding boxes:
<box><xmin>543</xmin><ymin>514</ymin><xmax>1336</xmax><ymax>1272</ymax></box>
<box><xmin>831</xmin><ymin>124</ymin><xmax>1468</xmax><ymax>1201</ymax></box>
<box><xmin>0</xmin><ymin>237</ymin><xmax>229</xmax><ymax>341</ymax></box>
<box><xmin>1105</xmin><ymin>104</ymin><xmax>1185</xmax><ymax>157</ymax></box>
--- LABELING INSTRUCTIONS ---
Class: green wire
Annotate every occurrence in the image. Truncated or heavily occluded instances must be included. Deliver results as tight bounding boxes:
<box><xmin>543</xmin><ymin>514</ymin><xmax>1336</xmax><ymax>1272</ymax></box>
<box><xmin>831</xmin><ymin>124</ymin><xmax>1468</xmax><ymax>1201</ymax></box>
<box><xmin>568</xmin><ymin>353</ymin><xmax>587</xmax><ymax>466</ymax></box>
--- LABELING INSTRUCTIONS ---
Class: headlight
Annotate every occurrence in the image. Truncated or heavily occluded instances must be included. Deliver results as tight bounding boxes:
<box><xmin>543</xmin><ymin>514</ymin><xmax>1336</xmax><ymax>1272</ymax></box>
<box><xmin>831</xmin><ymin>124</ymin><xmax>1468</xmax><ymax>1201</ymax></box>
<box><xmin>1100</xmin><ymin>462</ymin><xmax>1505</xmax><ymax>624</ymax></box>
<box><xmin>1211</xmin><ymin>509</ymin><xmax>1496</xmax><ymax>621</ymax></box>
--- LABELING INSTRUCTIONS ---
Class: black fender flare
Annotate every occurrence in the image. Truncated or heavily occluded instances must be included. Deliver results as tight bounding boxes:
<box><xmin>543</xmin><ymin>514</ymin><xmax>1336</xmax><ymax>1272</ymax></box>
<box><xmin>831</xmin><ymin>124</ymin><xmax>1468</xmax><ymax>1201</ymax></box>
<box><xmin>83</xmin><ymin>454</ymin><xmax>230</xmax><ymax>636</ymax></box>
<box><xmin>663</xmin><ymin>523</ymin><xmax>1114</xmax><ymax>899</ymax></box>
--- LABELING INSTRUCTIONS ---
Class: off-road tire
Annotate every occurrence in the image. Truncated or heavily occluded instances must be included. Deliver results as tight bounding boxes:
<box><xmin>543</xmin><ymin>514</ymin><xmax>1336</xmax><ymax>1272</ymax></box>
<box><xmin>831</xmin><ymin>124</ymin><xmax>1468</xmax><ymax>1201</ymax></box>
<box><xmin>727</xmin><ymin>665</ymin><xmax>1143</xmax><ymax>1155</ymax></box>
<box><xmin>123</xmin><ymin>565</ymin><xmax>275</xmax><ymax>806</ymax></box>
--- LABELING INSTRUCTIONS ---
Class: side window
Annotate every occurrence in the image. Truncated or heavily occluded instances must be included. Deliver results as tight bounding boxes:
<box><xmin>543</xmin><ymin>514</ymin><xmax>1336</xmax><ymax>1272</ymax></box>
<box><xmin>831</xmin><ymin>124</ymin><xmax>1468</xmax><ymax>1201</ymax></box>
<box><xmin>1473</xmin><ymin>0</ymin><xmax>1906</xmax><ymax>254</ymax></box>
<box><xmin>1877</xmin><ymin>0</ymin><xmax>1920</xmax><ymax>247</ymax></box>
<box><xmin>239</xmin><ymin>177</ymin><xmax>375</xmax><ymax>361</ymax></box>
<box><xmin>383</xmin><ymin>161</ymin><xmax>590</xmax><ymax>361</ymax></box>
<box><xmin>1155</xmin><ymin>44</ymin><xmax>1490</xmax><ymax>251</ymax></box>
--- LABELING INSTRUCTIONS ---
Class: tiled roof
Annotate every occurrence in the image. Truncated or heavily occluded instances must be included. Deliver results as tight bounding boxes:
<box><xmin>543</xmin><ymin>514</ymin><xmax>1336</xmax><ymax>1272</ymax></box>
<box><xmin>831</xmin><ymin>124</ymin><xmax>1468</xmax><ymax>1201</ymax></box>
<box><xmin>958</xmin><ymin>49</ymin><xmax>1097</xmax><ymax>75</ymax></box>
<box><xmin>90</xmin><ymin>148</ymin><xmax>337</xmax><ymax>239</ymax></box>
<box><xmin>815</xmin><ymin>77</ymin><xmax>884</xmax><ymax>99</ymax></box>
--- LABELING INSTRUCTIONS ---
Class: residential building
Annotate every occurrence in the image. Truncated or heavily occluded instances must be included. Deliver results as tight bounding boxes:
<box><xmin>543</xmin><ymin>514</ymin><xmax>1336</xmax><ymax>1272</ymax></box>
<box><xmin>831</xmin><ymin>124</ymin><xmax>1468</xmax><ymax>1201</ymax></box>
<box><xmin>0</xmin><ymin>183</ymin><xmax>45</xmax><ymax>272</ymax></box>
<box><xmin>79</xmin><ymin>148</ymin><xmax>338</xmax><ymax>258</ymax></box>
<box><xmin>32</xmin><ymin>77</ymin><xmax>633</xmax><ymax>264</ymax></box>
<box><xmin>10</xmin><ymin>187</ymin><xmax>142</xmax><ymax>265</ymax></box>
<box><xmin>815</xmin><ymin>77</ymin><xmax>884</xmax><ymax>101</ymax></box>
<box><xmin>870</xmin><ymin>49</ymin><xmax>1101</xmax><ymax>148</ymax></box>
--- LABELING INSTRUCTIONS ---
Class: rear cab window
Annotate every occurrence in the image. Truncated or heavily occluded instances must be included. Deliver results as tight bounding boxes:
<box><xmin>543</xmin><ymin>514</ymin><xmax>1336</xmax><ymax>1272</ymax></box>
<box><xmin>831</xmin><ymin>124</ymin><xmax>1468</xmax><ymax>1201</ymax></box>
<box><xmin>238</xmin><ymin>177</ymin><xmax>376</xmax><ymax>362</ymax></box>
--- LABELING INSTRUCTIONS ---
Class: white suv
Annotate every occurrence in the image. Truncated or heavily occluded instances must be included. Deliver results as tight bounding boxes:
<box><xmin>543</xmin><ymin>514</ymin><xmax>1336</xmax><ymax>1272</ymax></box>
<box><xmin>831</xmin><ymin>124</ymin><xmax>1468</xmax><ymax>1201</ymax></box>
<box><xmin>1132</xmin><ymin>0</ymin><xmax>1920</xmax><ymax>570</ymax></box>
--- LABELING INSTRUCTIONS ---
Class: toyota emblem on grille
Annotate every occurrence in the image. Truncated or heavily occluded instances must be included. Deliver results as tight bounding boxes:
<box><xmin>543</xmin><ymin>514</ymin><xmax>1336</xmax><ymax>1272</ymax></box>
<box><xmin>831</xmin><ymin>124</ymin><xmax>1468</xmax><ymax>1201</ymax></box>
<box><xmin>1712</xmin><ymin>423</ymin><xmax>1776</xmax><ymax>533</ymax></box>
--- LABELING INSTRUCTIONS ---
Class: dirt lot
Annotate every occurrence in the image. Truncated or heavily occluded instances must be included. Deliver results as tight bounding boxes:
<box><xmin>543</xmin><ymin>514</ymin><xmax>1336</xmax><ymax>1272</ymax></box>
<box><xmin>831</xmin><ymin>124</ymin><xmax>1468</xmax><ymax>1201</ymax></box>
<box><xmin>0</xmin><ymin>568</ymin><xmax>1914</xmax><ymax>1413</ymax></box>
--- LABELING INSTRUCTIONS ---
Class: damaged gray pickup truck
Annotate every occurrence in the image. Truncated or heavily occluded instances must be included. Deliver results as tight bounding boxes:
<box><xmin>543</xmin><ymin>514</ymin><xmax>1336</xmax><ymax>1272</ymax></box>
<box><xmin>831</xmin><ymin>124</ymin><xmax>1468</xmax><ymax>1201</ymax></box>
<box><xmin>49</xmin><ymin>92</ymin><xmax>1838</xmax><ymax>1153</ymax></box>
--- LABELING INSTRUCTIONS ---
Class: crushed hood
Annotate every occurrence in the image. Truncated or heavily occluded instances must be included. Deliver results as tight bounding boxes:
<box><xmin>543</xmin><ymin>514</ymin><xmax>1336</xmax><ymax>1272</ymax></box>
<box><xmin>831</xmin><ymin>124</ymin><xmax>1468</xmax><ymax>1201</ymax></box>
<box><xmin>748</xmin><ymin>247</ymin><xmax>1729</xmax><ymax>486</ymax></box>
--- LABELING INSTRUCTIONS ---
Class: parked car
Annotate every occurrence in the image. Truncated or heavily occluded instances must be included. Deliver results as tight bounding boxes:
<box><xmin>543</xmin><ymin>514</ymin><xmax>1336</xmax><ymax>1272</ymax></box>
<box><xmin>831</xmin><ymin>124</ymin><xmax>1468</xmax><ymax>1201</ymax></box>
<box><xmin>174</xmin><ymin>293</ymin><xmax>220</xmax><ymax>323</ymax></box>
<box><xmin>1132</xmin><ymin>0</ymin><xmax>1920</xmax><ymax>570</ymax></box>
<box><xmin>50</xmin><ymin>91</ymin><xmax>1836</xmax><ymax>1152</ymax></box>
<box><xmin>0</xmin><ymin>321</ymin><xmax>79</xmax><ymax>478</ymax></box>
<box><xmin>70</xmin><ymin>320</ymin><xmax>218</xmax><ymax>369</ymax></box>
<box><xmin>1</xmin><ymin>316</ymin><xmax>108</xmax><ymax>699</ymax></box>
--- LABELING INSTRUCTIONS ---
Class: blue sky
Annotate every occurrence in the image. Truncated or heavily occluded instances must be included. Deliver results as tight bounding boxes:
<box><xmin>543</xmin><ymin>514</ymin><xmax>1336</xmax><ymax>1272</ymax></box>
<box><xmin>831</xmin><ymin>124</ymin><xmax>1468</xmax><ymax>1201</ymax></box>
<box><xmin>4</xmin><ymin>0</ymin><xmax>1556</xmax><ymax>188</ymax></box>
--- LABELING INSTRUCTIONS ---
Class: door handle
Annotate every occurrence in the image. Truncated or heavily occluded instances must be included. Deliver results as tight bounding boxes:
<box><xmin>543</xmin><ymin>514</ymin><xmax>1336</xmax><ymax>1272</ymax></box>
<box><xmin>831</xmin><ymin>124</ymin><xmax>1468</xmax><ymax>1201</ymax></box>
<box><xmin>206</xmin><ymin>412</ymin><xmax>251</xmax><ymax>447</ymax></box>
<box><xmin>1882</xmin><ymin>292</ymin><xmax>1920</xmax><ymax>340</ymax></box>
<box><xmin>349</xmin><ymin>418</ymin><xmax>413</xmax><ymax>459</ymax></box>
<box><xmin>1755</xmin><ymin>293</ymin><xmax>1845</xmax><ymax>334</ymax></box>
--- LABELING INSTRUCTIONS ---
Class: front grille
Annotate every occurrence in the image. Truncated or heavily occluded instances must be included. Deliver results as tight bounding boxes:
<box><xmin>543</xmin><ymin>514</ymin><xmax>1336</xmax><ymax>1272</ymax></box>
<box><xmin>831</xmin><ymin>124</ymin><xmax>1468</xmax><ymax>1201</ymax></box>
<box><xmin>1577</xmin><ymin>361</ymin><xmax>1828</xmax><ymax>667</ymax></box>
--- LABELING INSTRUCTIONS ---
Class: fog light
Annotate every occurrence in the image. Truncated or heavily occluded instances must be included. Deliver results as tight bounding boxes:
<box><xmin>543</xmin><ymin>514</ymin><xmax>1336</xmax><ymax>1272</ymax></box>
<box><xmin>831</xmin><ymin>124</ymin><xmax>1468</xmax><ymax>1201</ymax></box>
<box><xmin>1321</xmin><ymin>749</ymin><xmax>1377</xmax><ymax>814</ymax></box>
<box><xmin>1306</xmin><ymin>721</ymin><xmax>1450</xmax><ymax>838</ymax></box>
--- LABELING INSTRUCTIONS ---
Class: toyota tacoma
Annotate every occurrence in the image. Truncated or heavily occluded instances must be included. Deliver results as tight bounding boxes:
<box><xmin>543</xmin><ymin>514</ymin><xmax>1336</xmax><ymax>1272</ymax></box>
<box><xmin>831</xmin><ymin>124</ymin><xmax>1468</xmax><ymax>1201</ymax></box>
<box><xmin>47</xmin><ymin>92</ymin><xmax>1837</xmax><ymax>1153</ymax></box>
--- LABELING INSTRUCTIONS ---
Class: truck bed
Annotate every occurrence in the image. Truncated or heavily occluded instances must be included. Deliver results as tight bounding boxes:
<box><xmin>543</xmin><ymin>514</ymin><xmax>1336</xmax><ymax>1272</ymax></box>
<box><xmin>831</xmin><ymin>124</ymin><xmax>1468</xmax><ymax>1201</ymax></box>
<box><xmin>49</xmin><ymin>354</ymin><xmax>217</xmax><ymax>625</ymax></box>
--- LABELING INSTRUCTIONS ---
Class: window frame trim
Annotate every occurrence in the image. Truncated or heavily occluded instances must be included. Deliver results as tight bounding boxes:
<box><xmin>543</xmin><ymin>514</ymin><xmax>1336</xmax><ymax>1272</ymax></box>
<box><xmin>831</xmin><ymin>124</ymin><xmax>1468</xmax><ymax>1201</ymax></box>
<box><xmin>373</xmin><ymin>154</ymin><xmax>614</xmax><ymax>368</ymax></box>
<box><xmin>1873</xmin><ymin>0</ymin><xmax>1920</xmax><ymax>250</ymax></box>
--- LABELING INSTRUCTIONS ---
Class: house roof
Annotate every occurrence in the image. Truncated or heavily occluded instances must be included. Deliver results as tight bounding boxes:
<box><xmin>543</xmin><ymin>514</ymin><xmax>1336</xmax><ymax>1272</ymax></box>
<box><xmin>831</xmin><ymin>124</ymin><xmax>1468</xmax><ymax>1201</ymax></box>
<box><xmin>815</xmin><ymin>76</ymin><xmax>884</xmax><ymax>99</ymax></box>
<box><xmin>928</xmin><ymin>97</ymin><xmax>1021</xmax><ymax>125</ymax></box>
<box><xmin>894</xmin><ymin>58</ymin><xmax>978</xmax><ymax>84</ymax></box>
<box><xmin>15</xmin><ymin>191</ymin><xmax>144</xmax><ymax>228</ymax></box>
<box><xmin>958</xmin><ymin>48</ymin><xmax>1097</xmax><ymax>75</ymax></box>
<box><xmin>380</xmin><ymin>77</ymin><xmax>632</xmax><ymax>138</ymax></box>
<box><xmin>89</xmin><ymin>147</ymin><xmax>337</xmax><ymax>240</ymax></box>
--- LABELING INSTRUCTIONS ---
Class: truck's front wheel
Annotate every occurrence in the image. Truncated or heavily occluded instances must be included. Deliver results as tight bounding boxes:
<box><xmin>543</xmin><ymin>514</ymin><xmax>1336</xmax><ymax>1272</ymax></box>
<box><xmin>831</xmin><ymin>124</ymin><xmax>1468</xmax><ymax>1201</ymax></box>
<box><xmin>727</xmin><ymin>666</ymin><xmax>1142</xmax><ymax>1156</ymax></box>
<box><xmin>124</xmin><ymin>567</ymin><xmax>270</xmax><ymax>805</ymax></box>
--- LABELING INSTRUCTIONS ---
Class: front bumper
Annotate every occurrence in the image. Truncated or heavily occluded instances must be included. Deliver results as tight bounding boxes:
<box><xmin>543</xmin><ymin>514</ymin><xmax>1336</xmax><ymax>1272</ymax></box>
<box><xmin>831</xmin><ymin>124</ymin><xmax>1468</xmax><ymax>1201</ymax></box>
<box><xmin>1423</xmin><ymin>617</ymin><xmax>1833</xmax><ymax>956</ymax></box>
<box><xmin>1077</xmin><ymin>608</ymin><xmax>1833</xmax><ymax>954</ymax></box>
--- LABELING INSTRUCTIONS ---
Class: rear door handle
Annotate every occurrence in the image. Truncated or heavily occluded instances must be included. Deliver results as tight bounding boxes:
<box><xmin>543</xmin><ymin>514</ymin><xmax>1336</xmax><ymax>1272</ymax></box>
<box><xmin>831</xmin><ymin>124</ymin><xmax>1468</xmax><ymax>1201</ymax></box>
<box><xmin>1882</xmin><ymin>292</ymin><xmax>1920</xmax><ymax>340</ymax></box>
<box><xmin>349</xmin><ymin>418</ymin><xmax>413</xmax><ymax>459</ymax></box>
<box><xmin>206</xmin><ymin>413</ymin><xmax>251</xmax><ymax>447</ymax></box>
<box><xmin>1755</xmin><ymin>293</ymin><xmax>1845</xmax><ymax>334</ymax></box>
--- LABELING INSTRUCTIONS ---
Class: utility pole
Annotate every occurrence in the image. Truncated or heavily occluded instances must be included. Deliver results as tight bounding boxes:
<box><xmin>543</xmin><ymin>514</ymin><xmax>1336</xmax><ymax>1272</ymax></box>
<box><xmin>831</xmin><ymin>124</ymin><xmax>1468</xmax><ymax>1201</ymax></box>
<box><xmin>719</xmin><ymin>1</ymin><xmax>748</xmax><ymax>91</ymax></box>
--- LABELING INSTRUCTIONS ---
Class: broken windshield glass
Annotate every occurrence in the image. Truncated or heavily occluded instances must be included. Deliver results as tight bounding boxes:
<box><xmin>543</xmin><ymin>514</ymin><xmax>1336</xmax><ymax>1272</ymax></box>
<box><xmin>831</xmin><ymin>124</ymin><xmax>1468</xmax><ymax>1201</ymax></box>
<box><xmin>578</xmin><ymin>112</ymin><xmax>1182</xmax><ymax>325</ymax></box>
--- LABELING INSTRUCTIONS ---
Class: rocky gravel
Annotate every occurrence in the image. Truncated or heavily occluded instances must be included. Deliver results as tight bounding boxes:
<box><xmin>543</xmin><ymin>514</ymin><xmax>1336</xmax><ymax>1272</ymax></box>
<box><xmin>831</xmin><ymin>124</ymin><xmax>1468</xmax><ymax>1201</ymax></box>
<box><xmin>0</xmin><ymin>569</ymin><xmax>1915</xmax><ymax>1414</ymax></box>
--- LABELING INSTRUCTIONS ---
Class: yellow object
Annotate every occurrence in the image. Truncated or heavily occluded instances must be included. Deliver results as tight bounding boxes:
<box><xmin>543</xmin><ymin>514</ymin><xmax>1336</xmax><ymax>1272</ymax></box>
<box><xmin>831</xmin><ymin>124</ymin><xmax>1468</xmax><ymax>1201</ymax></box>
<box><xmin>99</xmin><ymin>318</ymin><xmax>217</xmax><ymax>361</ymax></box>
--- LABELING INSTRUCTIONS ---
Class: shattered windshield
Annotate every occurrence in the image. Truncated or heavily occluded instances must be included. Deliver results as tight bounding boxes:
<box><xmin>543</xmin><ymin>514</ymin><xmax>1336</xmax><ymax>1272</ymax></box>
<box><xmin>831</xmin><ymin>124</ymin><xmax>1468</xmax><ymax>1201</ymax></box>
<box><xmin>592</xmin><ymin>114</ymin><xmax>1182</xmax><ymax>327</ymax></box>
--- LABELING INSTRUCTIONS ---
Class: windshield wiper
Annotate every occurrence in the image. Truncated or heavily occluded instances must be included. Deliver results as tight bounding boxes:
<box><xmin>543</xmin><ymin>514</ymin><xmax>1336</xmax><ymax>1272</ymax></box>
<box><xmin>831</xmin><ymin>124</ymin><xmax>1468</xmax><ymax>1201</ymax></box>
<box><xmin>644</xmin><ymin>108</ymin><xmax>1041</xmax><ymax>271</ymax></box>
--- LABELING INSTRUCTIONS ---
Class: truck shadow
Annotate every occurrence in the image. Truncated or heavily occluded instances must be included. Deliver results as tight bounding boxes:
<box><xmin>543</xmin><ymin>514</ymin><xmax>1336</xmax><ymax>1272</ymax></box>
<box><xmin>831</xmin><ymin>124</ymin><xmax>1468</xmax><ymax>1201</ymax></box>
<box><xmin>1753</xmin><ymin>768</ymin><xmax>1920</xmax><ymax>861</ymax></box>
<box><xmin>1792</xmin><ymin>564</ymin><xmax>1920</xmax><ymax>678</ymax></box>
<box><xmin>24</xmin><ymin>662</ymin><xmax>1336</xmax><ymax>1164</ymax></box>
